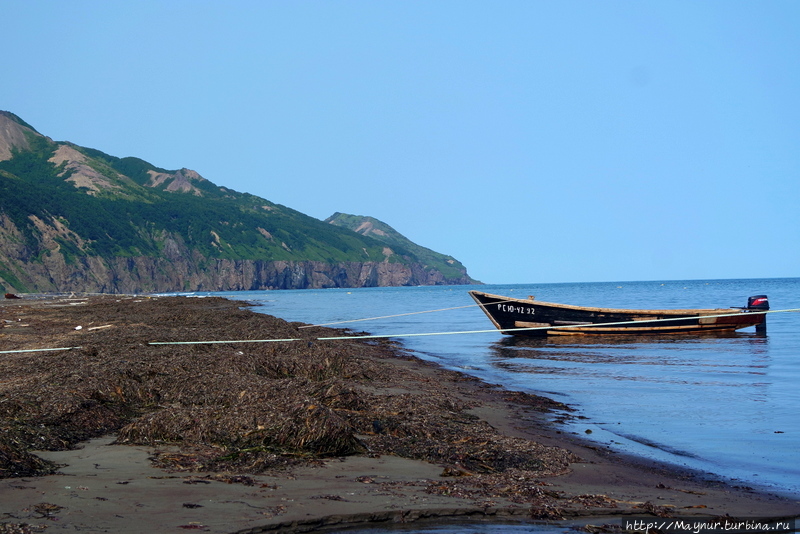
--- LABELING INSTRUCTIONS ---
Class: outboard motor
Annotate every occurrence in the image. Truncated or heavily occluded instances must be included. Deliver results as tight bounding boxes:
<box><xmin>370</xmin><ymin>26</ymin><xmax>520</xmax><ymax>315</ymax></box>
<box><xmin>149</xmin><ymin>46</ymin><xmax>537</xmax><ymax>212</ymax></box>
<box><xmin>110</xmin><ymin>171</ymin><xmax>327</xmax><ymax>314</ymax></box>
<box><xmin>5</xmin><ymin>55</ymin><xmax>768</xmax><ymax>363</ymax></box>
<box><xmin>747</xmin><ymin>295</ymin><xmax>769</xmax><ymax>334</ymax></box>
<box><xmin>747</xmin><ymin>295</ymin><xmax>770</xmax><ymax>311</ymax></box>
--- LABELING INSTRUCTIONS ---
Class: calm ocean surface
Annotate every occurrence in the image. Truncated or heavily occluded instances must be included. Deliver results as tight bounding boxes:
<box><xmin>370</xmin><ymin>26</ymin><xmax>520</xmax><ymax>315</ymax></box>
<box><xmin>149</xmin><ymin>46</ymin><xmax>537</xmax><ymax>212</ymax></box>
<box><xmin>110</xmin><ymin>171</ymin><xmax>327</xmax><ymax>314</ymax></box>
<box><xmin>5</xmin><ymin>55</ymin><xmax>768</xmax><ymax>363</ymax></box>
<box><xmin>211</xmin><ymin>278</ymin><xmax>799</xmax><ymax>509</ymax></box>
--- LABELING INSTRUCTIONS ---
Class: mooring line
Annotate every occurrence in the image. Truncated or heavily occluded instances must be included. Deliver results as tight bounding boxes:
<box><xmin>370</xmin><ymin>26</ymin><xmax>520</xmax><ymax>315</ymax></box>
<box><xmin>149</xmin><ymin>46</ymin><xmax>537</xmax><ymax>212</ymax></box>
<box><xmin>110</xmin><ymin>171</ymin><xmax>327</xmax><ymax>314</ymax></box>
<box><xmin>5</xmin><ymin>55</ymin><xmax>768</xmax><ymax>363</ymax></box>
<box><xmin>6</xmin><ymin>309</ymin><xmax>796</xmax><ymax>353</ymax></box>
<box><xmin>297</xmin><ymin>303</ymin><xmax>482</xmax><ymax>328</ymax></box>
<box><xmin>0</xmin><ymin>346</ymin><xmax>82</xmax><ymax>354</ymax></box>
<box><xmin>149</xmin><ymin>338</ymin><xmax>304</xmax><ymax>345</ymax></box>
<box><xmin>147</xmin><ymin>307</ymin><xmax>800</xmax><ymax>346</ymax></box>
<box><xmin>297</xmin><ymin>297</ymin><xmax>527</xmax><ymax>328</ymax></box>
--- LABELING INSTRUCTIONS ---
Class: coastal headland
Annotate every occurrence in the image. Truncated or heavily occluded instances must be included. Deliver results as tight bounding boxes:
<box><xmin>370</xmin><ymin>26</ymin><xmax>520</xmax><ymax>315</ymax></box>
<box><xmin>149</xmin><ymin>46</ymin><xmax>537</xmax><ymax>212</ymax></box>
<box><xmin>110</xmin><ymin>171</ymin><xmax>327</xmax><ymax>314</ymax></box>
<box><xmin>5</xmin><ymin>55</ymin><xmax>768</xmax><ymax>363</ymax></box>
<box><xmin>1</xmin><ymin>295</ymin><xmax>797</xmax><ymax>533</ymax></box>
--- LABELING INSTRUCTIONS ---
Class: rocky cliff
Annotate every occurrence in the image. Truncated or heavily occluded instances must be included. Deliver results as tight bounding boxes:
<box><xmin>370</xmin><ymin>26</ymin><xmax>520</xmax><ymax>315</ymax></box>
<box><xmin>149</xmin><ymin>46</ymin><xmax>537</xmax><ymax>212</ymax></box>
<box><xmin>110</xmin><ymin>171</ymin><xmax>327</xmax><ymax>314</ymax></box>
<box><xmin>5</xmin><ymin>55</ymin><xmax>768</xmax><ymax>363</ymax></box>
<box><xmin>0</xmin><ymin>111</ymin><xmax>476</xmax><ymax>293</ymax></box>
<box><xmin>0</xmin><ymin>215</ymin><xmax>467</xmax><ymax>292</ymax></box>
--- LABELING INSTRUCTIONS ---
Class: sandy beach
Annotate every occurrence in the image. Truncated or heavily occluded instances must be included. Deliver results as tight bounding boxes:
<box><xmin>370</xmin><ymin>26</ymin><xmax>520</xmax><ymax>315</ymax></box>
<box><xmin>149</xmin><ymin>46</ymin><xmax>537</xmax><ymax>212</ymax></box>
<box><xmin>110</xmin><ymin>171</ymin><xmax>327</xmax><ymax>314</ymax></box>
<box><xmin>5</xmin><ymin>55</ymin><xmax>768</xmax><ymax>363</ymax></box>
<box><xmin>1</xmin><ymin>295</ymin><xmax>798</xmax><ymax>533</ymax></box>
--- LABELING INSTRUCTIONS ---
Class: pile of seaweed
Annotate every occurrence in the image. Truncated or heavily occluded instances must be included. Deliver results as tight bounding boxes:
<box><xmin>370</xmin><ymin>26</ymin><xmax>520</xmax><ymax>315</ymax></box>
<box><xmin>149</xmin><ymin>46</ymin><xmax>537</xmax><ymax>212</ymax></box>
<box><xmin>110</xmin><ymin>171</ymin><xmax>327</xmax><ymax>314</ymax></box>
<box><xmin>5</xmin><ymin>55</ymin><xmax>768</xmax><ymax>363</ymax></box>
<box><xmin>0</xmin><ymin>295</ymin><xmax>575</xmax><ymax>480</ymax></box>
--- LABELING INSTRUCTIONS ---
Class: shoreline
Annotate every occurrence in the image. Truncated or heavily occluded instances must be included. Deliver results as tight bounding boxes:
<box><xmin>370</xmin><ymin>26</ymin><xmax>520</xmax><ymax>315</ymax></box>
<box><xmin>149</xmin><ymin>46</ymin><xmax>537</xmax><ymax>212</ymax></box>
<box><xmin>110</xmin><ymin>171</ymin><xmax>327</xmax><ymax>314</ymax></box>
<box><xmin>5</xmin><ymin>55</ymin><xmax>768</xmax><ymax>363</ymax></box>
<box><xmin>1</xmin><ymin>294</ymin><xmax>798</xmax><ymax>533</ymax></box>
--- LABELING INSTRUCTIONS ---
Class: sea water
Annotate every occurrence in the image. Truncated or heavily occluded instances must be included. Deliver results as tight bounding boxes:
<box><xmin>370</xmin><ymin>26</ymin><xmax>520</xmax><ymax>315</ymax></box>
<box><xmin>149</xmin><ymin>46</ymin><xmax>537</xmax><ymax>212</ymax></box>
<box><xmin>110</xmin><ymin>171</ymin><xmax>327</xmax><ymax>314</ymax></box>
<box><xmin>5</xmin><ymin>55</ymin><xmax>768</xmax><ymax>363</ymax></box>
<box><xmin>212</xmin><ymin>278</ymin><xmax>800</xmax><ymax>499</ymax></box>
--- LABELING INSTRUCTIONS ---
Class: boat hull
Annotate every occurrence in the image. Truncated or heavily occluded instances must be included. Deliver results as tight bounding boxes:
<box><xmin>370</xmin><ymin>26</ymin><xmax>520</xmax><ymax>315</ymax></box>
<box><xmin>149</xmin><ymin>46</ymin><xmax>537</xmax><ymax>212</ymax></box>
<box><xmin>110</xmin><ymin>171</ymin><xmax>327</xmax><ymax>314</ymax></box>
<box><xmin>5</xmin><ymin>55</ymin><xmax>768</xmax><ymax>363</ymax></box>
<box><xmin>469</xmin><ymin>290</ymin><xmax>767</xmax><ymax>336</ymax></box>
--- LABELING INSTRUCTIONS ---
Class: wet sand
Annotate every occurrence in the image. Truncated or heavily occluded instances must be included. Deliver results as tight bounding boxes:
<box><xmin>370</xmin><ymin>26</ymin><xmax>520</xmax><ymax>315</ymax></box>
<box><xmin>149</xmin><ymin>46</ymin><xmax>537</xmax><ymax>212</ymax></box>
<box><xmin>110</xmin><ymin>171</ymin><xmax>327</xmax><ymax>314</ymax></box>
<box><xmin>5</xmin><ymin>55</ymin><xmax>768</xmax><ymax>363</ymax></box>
<box><xmin>1</xmin><ymin>295</ymin><xmax>798</xmax><ymax>533</ymax></box>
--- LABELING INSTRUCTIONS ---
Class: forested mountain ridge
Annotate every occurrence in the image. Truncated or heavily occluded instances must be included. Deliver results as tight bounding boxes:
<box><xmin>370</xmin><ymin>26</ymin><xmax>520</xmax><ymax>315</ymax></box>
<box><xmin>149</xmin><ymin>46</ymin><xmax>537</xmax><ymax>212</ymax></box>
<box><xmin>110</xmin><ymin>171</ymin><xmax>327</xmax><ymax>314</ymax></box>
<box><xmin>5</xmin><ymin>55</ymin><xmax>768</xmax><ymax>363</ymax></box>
<box><xmin>0</xmin><ymin>111</ymin><xmax>476</xmax><ymax>293</ymax></box>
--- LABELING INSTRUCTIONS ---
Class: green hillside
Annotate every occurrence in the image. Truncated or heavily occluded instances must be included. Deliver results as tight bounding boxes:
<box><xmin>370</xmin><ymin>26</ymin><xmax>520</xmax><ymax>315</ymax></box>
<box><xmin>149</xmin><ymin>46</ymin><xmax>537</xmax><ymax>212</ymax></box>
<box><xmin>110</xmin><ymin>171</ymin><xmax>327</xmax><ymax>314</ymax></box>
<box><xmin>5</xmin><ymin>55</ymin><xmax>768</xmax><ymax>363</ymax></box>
<box><xmin>0</xmin><ymin>111</ymin><xmax>476</xmax><ymax>292</ymax></box>
<box><xmin>325</xmin><ymin>212</ymin><xmax>474</xmax><ymax>282</ymax></box>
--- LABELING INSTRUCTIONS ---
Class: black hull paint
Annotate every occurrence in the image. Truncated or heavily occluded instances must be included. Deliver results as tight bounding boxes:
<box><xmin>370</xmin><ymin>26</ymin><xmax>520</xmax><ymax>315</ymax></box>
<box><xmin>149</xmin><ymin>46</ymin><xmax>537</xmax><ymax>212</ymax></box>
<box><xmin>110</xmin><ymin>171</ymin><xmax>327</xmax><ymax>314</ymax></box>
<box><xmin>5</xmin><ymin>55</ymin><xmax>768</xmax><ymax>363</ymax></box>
<box><xmin>469</xmin><ymin>291</ymin><xmax>767</xmax><ymax>336</ymax></box>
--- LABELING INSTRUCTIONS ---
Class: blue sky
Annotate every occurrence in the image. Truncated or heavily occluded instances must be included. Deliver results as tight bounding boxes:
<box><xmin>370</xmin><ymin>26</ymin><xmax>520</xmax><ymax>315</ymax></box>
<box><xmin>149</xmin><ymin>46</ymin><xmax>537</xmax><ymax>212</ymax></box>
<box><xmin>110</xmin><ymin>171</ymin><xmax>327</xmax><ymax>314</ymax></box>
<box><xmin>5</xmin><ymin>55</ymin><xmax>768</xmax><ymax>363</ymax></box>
<box><xmin>5</xmin><ymin>1</ymin><xmax>799</xmax><ymax>284</ymax></box>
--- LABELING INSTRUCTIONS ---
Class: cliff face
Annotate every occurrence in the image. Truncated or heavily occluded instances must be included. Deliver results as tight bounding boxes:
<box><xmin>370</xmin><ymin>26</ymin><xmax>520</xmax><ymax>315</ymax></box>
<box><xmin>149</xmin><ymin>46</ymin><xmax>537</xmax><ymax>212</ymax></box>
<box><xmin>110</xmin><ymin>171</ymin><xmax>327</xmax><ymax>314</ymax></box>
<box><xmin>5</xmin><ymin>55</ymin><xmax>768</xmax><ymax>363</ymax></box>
<box><xmin>0</xmin><ymin>214</ymin><xmax>467</xmax><ymax>293</ymax></box>
<box><xmin>0</xmin><ymin>112</ymin><xmax>476</xmax><ymax>293</ymax></box>
<box><xmin>325</xmin><ymin>212</ymin><xmax>476</xmax><ymax>284</ymax></box>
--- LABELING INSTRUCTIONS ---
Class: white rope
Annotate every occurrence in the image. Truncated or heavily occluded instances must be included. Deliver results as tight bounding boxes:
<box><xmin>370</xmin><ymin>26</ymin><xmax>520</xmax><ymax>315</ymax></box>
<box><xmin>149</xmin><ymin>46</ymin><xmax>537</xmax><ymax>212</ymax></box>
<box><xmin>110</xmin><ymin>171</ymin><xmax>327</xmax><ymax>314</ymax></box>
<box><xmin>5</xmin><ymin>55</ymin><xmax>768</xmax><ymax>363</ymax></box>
<box><xmin>297</xmin><ymin>303</ymin><xmax>483</xmax><ymax>328</ymax></box>
<box><xmin>0</xmin><ymin>346</ymin><xmax>81</xmax><ymax>354</ymax></box>
<box><xmin>5</xmin><ymin>309</ymin><xmax>795</xmax><ymax>352</ymax></box>
<box><xmin>149</xmin><ymin>338</ymin><xmax>302</xmax><ymax>345</ymax></box>
<box><xmin>296</xmin><ymin>297</ymin><xmax>527</xmax><ymax>328</ymax></box>
<box><xmin>147</xmin><ymin>307</ymin><xmax>800</xmax><ymax>346</ymax></box>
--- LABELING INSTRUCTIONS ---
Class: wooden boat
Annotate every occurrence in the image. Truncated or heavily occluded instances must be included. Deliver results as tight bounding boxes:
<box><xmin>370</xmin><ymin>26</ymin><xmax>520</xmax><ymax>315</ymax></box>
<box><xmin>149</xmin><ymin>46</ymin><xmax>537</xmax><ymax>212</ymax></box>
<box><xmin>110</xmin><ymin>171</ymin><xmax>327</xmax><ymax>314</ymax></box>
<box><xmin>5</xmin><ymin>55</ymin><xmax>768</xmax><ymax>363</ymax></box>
<box><xmin>469</xmin><ymin>290</ymin><xmax>769</xmax><ymax>336</ymax></box>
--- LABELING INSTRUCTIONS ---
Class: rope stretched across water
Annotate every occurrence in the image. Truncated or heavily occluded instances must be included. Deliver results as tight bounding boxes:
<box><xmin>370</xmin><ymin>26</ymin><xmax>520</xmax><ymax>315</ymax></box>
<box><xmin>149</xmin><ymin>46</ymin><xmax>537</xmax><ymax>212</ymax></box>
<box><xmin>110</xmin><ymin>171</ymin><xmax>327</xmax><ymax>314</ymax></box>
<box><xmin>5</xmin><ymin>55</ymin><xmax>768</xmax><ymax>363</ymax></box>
<box><xmin>4</xmin><ymin>308</ymin><xmax>797</xmax><ymax>354</ymax></box>
<box><xmin>297</xmin><ymin>303</ymin><xmax>481</xmax><ymax>328</ymax></box>
<box><xmin>147</xmin><ymin>307</ymin><xmax>800</xmax><ymax>346</ymax></box>
<box><xmin>296</xmin><ymin>297</ymin><xmax>528</xmax><ymax>328</ymax></box>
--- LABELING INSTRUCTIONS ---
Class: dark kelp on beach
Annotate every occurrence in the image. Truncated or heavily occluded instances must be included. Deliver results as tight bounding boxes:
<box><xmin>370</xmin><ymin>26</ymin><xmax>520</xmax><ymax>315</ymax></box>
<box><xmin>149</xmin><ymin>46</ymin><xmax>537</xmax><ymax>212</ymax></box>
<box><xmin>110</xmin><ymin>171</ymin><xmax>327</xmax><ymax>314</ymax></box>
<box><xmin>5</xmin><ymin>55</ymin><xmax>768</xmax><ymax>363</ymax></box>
<box><xmin>0</xmin><ymin>296</ymin><xmax>574</xmax><ymax>482</ymax></box>
<box><xmin>3</xmin><ymin>295</ymin><xmax>800</xmax><ymax>532</ymax></box>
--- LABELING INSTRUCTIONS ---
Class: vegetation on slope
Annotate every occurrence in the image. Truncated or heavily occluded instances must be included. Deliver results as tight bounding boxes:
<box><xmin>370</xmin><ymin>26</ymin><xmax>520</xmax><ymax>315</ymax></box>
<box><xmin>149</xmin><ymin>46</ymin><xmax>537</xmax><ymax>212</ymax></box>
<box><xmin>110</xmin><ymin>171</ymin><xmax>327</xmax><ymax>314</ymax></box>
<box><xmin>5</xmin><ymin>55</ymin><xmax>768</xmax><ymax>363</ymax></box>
<box><xmin>0</xmin><ymin>134</ymin><xmax>385</xmax><ymax>262</ymax></box>
<box><xmin>0</xmin><ymin>112</ymin><xmax>475</xmax><ymax>291</ymax></box>
<box><xmin>325</xmin><ymin>212</ymin><xmax>474</xmax><ymax>281</ymax></box>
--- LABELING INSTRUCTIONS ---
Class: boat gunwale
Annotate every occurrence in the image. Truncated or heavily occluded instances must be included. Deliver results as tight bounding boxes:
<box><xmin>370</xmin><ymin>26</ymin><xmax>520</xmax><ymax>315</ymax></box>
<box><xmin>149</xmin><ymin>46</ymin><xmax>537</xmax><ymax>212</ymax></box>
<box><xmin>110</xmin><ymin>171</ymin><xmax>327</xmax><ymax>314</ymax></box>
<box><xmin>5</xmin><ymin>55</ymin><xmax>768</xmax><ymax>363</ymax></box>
<box><xmin>468</xmin><ymin>290</ymin><xmax>738</xmax><ymax>317</ymax></box>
